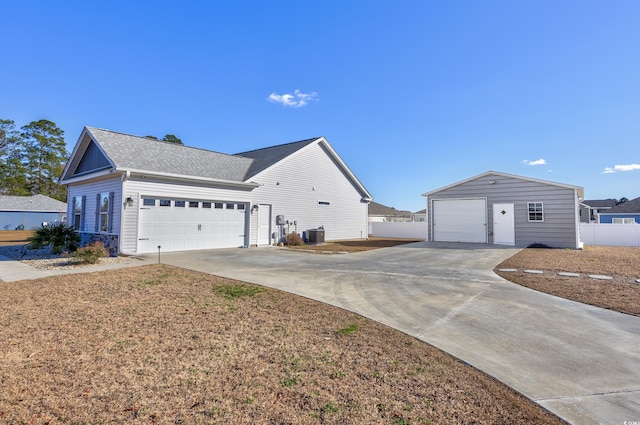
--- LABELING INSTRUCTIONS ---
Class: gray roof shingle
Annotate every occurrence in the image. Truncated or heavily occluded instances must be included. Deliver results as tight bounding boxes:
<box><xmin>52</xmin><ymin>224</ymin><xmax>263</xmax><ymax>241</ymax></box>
<box><xmin>368</xmin><ymin>201</ymin><xmax>412</xmax><ymax>217</ymax></box>
<box><xmin>84</xmin><ymin>128</ymin><xmax>320</xmax><ymax>182</ymax></box>
<box><xmin>0</xmin><ymin>195</ymin><xmax>67</xmax><ymax>212</ymax></box>
<box><xmin>604</xmin><ymin>197</ymin><xmax>640</xmax><ymax>214</ymax></box>
<box><xmin>85</xmin><ymin>127</ymin><xmax>254</xmax><ymax>182</ymax></box>
<box><xmin>582</xmin><ymin>199</ymin><xmax>617</xmax><ymax>208</ymax></box>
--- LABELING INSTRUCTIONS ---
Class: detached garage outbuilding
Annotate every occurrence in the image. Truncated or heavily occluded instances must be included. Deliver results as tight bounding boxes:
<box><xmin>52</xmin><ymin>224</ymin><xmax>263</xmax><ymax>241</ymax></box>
<box><xmin>422</xmin><ymin>171</ymin><xmax>584</xmax><ymax>249</ymax></box>
<box><xmin>60</xmin><ymin>127</ymin><xmax>372</xmax><ymax>255</ymax></box>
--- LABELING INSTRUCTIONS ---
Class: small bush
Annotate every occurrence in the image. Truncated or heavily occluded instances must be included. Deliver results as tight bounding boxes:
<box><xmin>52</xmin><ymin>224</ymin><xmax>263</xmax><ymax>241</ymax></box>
<box><xmin>285</xmin><ymin>232</ymin><xmax>304</xmax><ymax>246</ymax></box>
<box><xmin>28</xmin><ymin>222</ymin><xmax>80</xmax><ymax>254</ymax></box>
<box><xmin>72</xmin><ymin>242</ymin><xmax>109</xmax><ymax>264</ymax></box>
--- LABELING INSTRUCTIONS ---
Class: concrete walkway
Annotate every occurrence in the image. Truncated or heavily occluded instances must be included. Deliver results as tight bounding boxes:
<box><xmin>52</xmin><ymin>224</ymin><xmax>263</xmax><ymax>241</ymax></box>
<box><xmin>154</xmin><ymin>242</ymin><xmax>640</xmax><ymax>425</ymax></box>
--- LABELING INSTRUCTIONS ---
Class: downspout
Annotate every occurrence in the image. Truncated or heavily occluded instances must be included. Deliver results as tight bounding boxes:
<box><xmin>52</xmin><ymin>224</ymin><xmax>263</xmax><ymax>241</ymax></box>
<box><xmin>575</xmin><ymin>189</ymin><xmax>584</xmax><ymax>249</ymax></box>
<box><xmin>119</xmin><ymin>171</ymin><xmax>133</xmax><ymax>255</ymax></box>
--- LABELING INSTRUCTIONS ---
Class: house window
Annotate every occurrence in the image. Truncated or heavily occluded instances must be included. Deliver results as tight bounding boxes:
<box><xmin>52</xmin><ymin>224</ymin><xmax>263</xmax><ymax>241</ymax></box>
<box><xmin>98</xmin><ymin>193</ymin><xmax>110</xmax><ymax>232</ymax></box>
<box><xmin>237</xmin><ymin>204</ymin><xmax>245</xmax><ymax>210</ymax></box>
<box><xmin>318</xmin><ymin>201</ymin><xmax>331</xmax><ymax>206</ymax></box>
<box><xmin>72</xmin><ymin>196</ymin><xmax>84</xmax><ymax>230</ymax></box>
<box><xmin>527</xmin><ymin>202</ymin><xmax>544</xmax><ymax>222</ymax></box>
<box><xmin>160</xmin><ymin>199</ymin><xmax>171</xmax><ymax>207</ymax></box>
<box><xmin>226</xmin><ymin>203</ymin><xmax>234</xmax><ymax>209</ymax></box>
<box><xmin>612</xmin><ymin>218</ymin><xmax>636</xmax><ymax>224</ymax></box>
<box><xmin>189</xmin><ymin>201</ymin><xmax>199</xmax><ymax>208</ymax></box>
<box><xmin>142</xmin><ymin>198</ymin><xmax>155</xmax><ymax>207</ymax></box>
<box><xmin>214</xmin><ymin>202</ymin><xmax>223</xmax><ymax>209</ymax></box>
<box><xmin>175</xmin><ymin>200</ymin><xmax>186</xmax><ymax>207</ymax></box>
<box><xmin>202</xmin><ymin>202</ymin><xmax>212</xmax><ymax>209</ymax></box>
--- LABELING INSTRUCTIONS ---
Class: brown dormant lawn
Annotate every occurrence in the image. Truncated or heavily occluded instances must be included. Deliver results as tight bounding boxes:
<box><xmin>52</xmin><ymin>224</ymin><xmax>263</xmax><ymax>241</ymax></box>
<box><xmin>495</xmin><ymin>245</ymin><xmax>640</xmax><ymax>317</ymax></box>
<box><xmin>0</xmin><ymin>264</ymin><xmax>564</xmax><ymax>424</ymax></box>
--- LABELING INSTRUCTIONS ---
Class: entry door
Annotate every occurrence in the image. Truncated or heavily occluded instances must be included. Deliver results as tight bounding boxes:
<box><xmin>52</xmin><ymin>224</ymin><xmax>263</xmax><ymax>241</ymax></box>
<box><xmin>258</xmin><ymin>204</ymin><xmax>271</xmax><ymax>246</ymax></box>
<box><xmin>493</xmin><ymin>203</ymin><xmax>515</xmax><ymax>245</ymax></box>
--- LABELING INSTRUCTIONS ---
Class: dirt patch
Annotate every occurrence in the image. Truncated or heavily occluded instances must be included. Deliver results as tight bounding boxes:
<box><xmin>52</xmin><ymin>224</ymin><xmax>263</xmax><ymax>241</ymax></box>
<box><xmin>0</xmin><ymin>265</ymin><xmax>564</xmax><ymax>424</ymax></box>
<box><xmin>286</xmin><ymin>237</ymin><xmax>424</xmax><ymax>253</ymax></box>
<box><xmin>0</xmin><ymin>230</ymin><xmax>33</xmax><ymax>246</ymax></box>
<box><xmin>495</xmin><ymin>246</ymin><xmax>640</xmax><ymax>316</ymax></box>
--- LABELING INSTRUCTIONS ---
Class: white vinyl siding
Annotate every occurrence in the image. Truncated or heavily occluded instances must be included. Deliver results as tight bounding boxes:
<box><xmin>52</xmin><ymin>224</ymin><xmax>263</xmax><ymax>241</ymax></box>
<box><xmin>246</xmin><ymin>142</ymin><xmax>368</xmax><ymax>245</ymax></box>
<box><xmin>66</xmin><ymin>176</ymin><xmax>122</xmax><ymax>236</ymax></box>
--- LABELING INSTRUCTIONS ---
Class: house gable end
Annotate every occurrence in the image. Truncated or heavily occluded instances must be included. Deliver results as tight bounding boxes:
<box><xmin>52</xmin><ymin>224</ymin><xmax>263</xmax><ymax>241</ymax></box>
<box><xmin>73</xmin><ymin>140</ymin><xmax>111</xmax><ymax>175</ymax></box>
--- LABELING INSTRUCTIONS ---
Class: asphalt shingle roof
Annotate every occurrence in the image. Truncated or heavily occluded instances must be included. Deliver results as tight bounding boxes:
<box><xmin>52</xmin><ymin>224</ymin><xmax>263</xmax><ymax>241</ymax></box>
<box><xmin>582</xmin><ymin>199</ymin><xmax>617</xmax><ymax>208</ymax></box>
<box><xmin>605</xmin><ymin>197</ymin><xmax>640</xmax><ymax>214</ymax></box>
<box><xmin>368</xmin><ymin>201</ymin><xmax>412</xmax><ymax>217</ymax></box>
<box><xmin>0</xmin><ymin>195</ymin><xmax>67</xmax><ymax>212</ymax></box>
<box><xmin>84</xmin><ymin>128</ymin><xmax>320</xmax><ymax>182</ymax></box>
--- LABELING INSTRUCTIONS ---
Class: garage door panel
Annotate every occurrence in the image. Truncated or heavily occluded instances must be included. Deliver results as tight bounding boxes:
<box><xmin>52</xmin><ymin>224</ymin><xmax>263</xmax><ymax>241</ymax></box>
<box><xmin>138</xmin><ymin>199</ymin><xmax>248</xmax><ymax>253</ymax></box>
<box><xmin>433</xmin><ymin>199</ymin><xmax>487</xmax><ymax>243</ymax></box>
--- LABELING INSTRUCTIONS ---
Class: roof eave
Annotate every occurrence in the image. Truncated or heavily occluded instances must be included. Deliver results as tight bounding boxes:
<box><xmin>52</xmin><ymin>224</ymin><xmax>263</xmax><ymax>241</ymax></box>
<box><xmin>123</xmin><ymin>168</ymin><xmax>259</xmax><ymax>189</ymax></box>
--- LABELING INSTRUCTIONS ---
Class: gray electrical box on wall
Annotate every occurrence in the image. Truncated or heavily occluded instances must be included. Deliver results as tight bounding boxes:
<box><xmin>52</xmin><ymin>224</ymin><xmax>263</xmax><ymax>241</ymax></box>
<box><xmin>276</xmin><ymin>215</ymin><xmax>285</xmax><ymax>225</ymax></box>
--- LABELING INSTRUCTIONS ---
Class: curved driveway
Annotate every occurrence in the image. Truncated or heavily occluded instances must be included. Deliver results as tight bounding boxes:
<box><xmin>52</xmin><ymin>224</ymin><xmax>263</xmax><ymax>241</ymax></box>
<box><xmin>158</xmin><ymin>242</ymin><xmax>640</xmax><ymax>425</ymax></box>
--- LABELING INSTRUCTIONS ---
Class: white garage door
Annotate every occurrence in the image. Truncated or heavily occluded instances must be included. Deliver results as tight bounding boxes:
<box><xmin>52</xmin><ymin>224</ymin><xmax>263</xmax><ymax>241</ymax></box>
<box><xmin>432</xmin><ymin>199</ymin><xmax>487</xmax><ymax>243</ymax></box>
<box><xmin>138</xmin><ymin>198</ymin><xmax>247</xmax><ymax>253</ymax></box>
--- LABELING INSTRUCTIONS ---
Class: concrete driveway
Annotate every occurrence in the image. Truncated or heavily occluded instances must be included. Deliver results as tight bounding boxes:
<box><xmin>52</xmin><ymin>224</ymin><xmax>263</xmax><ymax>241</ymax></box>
<box><xmin>157</xmin><ymin>242</ymin><xmax>640</xmax><ymax>425</ymax></box>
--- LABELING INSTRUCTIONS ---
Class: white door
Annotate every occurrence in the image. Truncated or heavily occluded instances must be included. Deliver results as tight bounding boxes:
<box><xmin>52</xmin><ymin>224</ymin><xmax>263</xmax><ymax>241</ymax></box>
<box><xmin>493</xmin><ymin>203</ymin><xmax>515</xmax><ymax>245</ymax></box>
<box><xmin>432</xmin><ymin>199</ymin><xmax>487</xmax><ymax>243</ymax></box>
<box><xmin>258</xmin><ymin>204</ymin><xmax>271</xmax><ymax>246</ymax></box>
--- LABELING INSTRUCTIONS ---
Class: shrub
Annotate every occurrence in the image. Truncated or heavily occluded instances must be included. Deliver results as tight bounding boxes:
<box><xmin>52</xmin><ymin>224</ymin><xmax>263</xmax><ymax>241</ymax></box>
<box><xmin>72</xmin><ymin>242</ymin><xmax>109</xmax><ymax>264</ymax></box>
<box><xmin>285</xmin><ymin>232</ymin><xmax>304</xmax><ymax>246</ymax></box>
<box><xmin>28</xmin><ymin>222</ymin><xmax>80</xmax><ymax>254</ymax></box>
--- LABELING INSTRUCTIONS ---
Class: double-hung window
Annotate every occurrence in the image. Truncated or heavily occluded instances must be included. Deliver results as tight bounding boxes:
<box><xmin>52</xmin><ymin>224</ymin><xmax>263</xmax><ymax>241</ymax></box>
<box><xmin>527</xmin><ymin>202</ymin><xmax>544</xmax><ymax>222</ymax></box>
<box><xmin>96</xmin><ymin>192</ymin><xmax>114</xmax><ymax>233</ymax></box>
<box><xmin>72</xmin><ymin>196</ymin><xmax>85</xmax><ymax>230</ymax></box>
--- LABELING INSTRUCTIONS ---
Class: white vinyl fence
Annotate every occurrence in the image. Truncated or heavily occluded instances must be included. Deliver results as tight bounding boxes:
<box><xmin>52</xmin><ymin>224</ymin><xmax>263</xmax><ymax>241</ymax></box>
<box><xmin>580</xmin><ymin>223</ymin><xmax>640</xmax><ymax>247</ymax></box>
<box><xmin>370</xmin><ymin>222</ymin><xmax>427</xmax><ymax>240</ymax></box>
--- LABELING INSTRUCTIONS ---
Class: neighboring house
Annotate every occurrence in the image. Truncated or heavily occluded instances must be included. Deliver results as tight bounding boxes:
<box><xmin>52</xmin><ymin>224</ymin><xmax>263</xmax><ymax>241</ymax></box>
<box><xmin>0</xmin><ymin>195</ymin><xmax>67</xmax><ymax>230</ymax></box>
<box><xmin>422</xmin><ymin>171</ymin><xmax>584</xmax><ymax>249</ymax></box>
<box><xmin>580</xmin><ymin>199</ymin><xmax>617</xmax><ymax>223</ymax></box>
<box><xmin>597</xmin><ymin>196</ymin><xmax>640</xmax><ymax>224</ymax></box>
<box><xmin>60</xmin><ymin>127</ymin><xmax>372</xmax><ymax>255</ymax></box>
<box><xmin>368</xmin><ymin>201</ymin><xmax>412</xmax><ymax>222</ymax></box>
<box><xmin>411</xmin><ymin>209</ymin><xmax>426</xmax><ymax>222</ymax></box>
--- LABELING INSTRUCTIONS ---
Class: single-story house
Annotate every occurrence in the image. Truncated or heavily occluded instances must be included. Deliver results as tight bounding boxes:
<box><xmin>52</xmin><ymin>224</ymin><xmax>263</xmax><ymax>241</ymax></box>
<box><xmin>0</xmin><ymin>195</ymin><xmax>67</xmax><ymax>230</ymax></box>
<box><xmin>597</xmin><ymin>196</ymin><xmax>640</xmax><ymax>224</ymax></box>
<box><xmin>579</xmin><ymin>199</ymin><xmax>617</xmax><ymax>223</ymax></box>
<box><xmin>411</xmin><ymin>209</ymin><xmax>426</xmax><ymax>222</ymax></box>
<box><xmin>422</xmin><ymin>171</ymin><xmax>584</xmax><ymax>249</ymax></box>
<box><xmin>367</xmin><ymin>201</ymin><xmax>412</xmax><ymax>223</ymax></box>
<box><xmin>59</xmin><ymin>127</ymin><xmax>372</xmax><ymax>255</ymax></box>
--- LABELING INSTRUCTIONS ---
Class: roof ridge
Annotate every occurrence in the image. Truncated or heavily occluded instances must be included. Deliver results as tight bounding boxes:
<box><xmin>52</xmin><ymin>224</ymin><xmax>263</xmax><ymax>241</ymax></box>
<box><xmin>86</xmin><ymin>126</ymin><xmax>233</xmax><ymax>157</ymax></box>
<box><xmin>235</xmin><ymin>137</ymin><xmax>321</xmax><ymax>156</ymax></box>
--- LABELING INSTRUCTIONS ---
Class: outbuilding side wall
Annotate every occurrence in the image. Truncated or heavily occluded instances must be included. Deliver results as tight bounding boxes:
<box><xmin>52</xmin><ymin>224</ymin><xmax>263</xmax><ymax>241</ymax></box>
<box><xmin>427</xmin><ymin>173</ymin><xmax>580</xmax><ymax>248</ymax></box>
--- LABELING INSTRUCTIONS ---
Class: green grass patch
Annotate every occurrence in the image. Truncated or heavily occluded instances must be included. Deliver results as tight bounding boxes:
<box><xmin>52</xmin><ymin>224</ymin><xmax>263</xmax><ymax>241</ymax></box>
<box><xmin>213</xmin><ymin>284</ymin><xmax>264</xmax><ymax>299</ymax></box>
<box><xmin>337</xmin><ymin>323</ymin><xmax>359</xmax><ymax>336</ymax></box>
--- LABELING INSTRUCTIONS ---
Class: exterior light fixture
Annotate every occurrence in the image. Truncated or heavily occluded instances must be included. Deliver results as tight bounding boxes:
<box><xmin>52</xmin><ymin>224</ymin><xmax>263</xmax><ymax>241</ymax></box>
<box><xmin>489</xmin><ymin>180</ymin><xmax>496</xmax><ymax>185</ymax></box>
<box><xmin>126</xmin><ymin>196</ymin><xmax>134</xmax><ymax>207</ymax></box>
<box><xmin>252</xmin><ymin>204</ymin><xmax>259</xmax><ymax>211</ymax></box>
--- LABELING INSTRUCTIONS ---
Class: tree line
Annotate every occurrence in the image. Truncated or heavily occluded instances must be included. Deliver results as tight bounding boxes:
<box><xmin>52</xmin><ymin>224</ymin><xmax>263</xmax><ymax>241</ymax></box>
<box><xmin>0</xmin><ymin>119</ymin><xmax>68</xmax><ymax>201</ymax></box>
<box><xmin>0</xmin><ymin>119</ymin><xmax>184</xmax><ymax>203</ymax></box>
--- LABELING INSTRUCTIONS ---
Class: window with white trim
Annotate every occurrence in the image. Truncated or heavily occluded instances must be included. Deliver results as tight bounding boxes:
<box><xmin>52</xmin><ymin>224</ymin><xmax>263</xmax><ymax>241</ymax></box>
<box><xmin>612</xmin><ymin>218</ymin><xmax>636</xmax><ymax>224</ymax></box>
<box><xmin>527</xmin><ymin>202</ymin><xmax>544</xmax><ymax>222</ymax></box>
<box><xmin>98</xmin><ymin>193</ymin><xmax>111</xmax><ymax>232</ymax></box>
<box><xmin>72</xmin><ymin>196</ymin><xmax>84</xmax><ymax>230</ymax></box>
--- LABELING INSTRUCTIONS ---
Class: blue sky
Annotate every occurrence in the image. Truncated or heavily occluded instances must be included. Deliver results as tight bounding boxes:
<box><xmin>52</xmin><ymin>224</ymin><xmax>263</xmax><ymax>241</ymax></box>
<box><xmin>2</xmin><ymin>1</ymin><xmax>639</xmax><ymax>211</ymax></box>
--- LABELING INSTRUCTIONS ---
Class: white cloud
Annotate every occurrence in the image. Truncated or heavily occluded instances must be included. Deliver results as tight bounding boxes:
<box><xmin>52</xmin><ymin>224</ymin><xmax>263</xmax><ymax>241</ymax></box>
<box><xmin>523</xmin><ymin>159</ymin><xmax>546</xmax><ymax>166</ymax></box>
<box><xmin>602</xmin><ymin>163</ymin><xmax>640</xmax><ymax>174</ymax></box>
<box><xmin>267</xmin><ymin>89</ymin><xmax>318</xmax><ymax>108</ymax></box>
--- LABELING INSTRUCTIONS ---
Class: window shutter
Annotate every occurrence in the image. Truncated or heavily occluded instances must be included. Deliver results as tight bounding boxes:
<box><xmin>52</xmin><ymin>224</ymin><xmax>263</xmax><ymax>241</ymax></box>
<box><xmin>81</xmin><ymin>195</ymin><xmax>86</xmax><ymax>231</ymax></box>
<box><xmin>95</xmin><ymin>194</ymin><xmax>101</xmax><ymax>232</ymax></box>
<box><xmin>71</xmin><ymin>196</ymin><xmax>77</xmax><ymax>228</ymax></box>
<box><xmin>107</xmin><ymin>192</ymin><xmax>115</xmax><ymax>233</ymax></box>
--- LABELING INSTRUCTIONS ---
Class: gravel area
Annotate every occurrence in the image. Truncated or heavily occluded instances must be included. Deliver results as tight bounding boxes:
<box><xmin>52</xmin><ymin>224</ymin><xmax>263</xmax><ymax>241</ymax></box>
<box><xmin>0</xmin><ymin>244</ymin><xmax>143</xmax><ymax>271</ymax></box>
